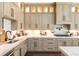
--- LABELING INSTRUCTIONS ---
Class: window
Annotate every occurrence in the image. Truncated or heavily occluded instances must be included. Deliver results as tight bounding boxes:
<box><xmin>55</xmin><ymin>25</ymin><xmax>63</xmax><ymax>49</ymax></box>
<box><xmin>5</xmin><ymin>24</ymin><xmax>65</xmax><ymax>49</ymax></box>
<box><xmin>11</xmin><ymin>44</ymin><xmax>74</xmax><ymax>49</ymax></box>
<box><xmin>43</xmin><ymin>6</ymin><xmax>48</xmax><ymax>13</ymax></box>
<box><xmin>71</xmin><ymin>6</ymin><xmax>79</xmax><ymax>13</ymax></box>
<box><xmin>71</xmin><ymin>7</ymin><xmax>76</xmax><ymax>12</ymax></box>
<box><xmin>31</xmin><ymin>6</ymin><xmax>36</xmax><ymax>13</ymax></box>
<box><xmin>49</xmin><ymin>6</ymin><xmax>54</xmax><ymax>13</ymax></box>
<box><xmin>25</xmin><ymin>6</ymin><xmax>30</xmax><ymax>13</ymax></box>
<box><xmin>37</xmin><ymin>6</ymin><xmax>42</xmax><ymax>13</ymax></box>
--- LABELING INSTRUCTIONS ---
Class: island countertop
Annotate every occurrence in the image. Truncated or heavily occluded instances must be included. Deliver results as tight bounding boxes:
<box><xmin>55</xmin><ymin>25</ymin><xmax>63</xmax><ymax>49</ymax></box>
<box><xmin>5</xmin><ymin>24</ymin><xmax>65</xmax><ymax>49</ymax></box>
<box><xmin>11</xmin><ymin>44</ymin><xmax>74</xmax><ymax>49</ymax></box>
<box><xmin>59</xmin><ymin>46</ymin><xmax>79</xmax><ymax>56</ymax></box>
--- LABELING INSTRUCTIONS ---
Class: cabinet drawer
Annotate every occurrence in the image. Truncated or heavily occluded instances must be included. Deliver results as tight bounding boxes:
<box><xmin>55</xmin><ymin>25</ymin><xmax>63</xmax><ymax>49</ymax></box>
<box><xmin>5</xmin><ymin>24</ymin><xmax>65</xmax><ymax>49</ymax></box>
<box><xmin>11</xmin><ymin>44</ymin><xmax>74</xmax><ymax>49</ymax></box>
<box><xmin>47</xmin><ymin>41</ymin><xmax>57</xmax><ymax>45</ymax></box>
<box><xmin>43</xmin><ymin>46</ymin><xmax>58</xmax><ymax>51</ymax></box>
<box><xmin>46</xmin><ymin>39</ymin><xmax>56</xmax><ymax>40</ymax></box>
<box><xmin>43</xmin><ymin>41</ymin><xmax>57</xmax><ymax>47</ymax></box>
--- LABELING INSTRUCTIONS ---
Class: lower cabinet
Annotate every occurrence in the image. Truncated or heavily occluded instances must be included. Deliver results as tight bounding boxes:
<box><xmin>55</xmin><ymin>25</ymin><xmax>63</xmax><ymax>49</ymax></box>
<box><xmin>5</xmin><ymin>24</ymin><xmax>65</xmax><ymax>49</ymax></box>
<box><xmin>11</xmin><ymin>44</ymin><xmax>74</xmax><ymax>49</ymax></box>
<box><xmin>13</xmin><ymin>45</ymin><xmax>21</xmax><ymax>56</ymax></box>
<box><xmin>27</xmin><ymin>38</ymin><xmax>42</xmax><ymax>51</ymax></box>
<box><xmin>13</xmin><ymin>40</ymin><xmax>27</xmax><ymax>56</ymax></box>
<box><xmin>73</xmin><ymin>39</ymin><xmax>79</xmax><ymax>46</ymax></box>
<box><xmin>58</xmin><ymin>38</ymin><xmax>73</xmax><ymax>51</ymax></box>
<box><xmin>42</xmin><ymin>38</ymin><xmax>58</xmax><ymax>52</ymax></box>
<box><xmin>20</xmin><ymin>40</ymin><xmax>27</xmax><ymax>56</ymax></box>
<box><xmin>27</xmin><ymin>38</ymin><xmax>75</xmax><ymax>52</ymax></box>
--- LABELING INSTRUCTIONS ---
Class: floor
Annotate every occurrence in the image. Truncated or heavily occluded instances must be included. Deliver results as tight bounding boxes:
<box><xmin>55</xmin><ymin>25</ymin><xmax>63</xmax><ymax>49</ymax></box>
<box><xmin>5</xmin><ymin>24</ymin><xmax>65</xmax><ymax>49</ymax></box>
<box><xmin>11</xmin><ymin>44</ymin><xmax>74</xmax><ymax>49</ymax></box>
<box><xmin>25</xmin><ymin>52</ymin><xmax>62</xmax><ymax>56</ymax></box>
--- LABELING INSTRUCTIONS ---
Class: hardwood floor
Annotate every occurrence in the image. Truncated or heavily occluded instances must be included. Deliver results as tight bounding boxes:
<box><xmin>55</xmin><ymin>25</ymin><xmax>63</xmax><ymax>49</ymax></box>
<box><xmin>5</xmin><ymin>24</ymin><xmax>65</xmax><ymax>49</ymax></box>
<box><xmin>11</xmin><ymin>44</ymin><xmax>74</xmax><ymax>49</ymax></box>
<box><xmin>25</xmin><ymin>52</ymin><xmax>62</xmax><ymax>56</ymax></box>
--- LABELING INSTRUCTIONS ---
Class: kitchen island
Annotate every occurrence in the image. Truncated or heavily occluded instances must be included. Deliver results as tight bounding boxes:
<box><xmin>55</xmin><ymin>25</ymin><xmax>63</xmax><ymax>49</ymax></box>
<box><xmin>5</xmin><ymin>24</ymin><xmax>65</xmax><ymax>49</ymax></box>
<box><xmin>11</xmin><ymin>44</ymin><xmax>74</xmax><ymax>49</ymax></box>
<box><xmin>59</xmin><ymin>46</ymin><xmax>79</xmax><ymax>56</ymax></box>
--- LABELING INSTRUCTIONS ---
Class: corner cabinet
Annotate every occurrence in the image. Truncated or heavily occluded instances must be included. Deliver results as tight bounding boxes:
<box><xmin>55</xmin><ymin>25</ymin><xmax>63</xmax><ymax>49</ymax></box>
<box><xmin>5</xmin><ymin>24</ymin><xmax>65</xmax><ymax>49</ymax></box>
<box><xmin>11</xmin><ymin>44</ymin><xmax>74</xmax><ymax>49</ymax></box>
<box><xmin>13</xmin><ymin>40</ymin><xmax>27</xmax><ymax>56</ymax></box>
<box><xmin>27</xmin><ymin>38</ymin><xmax>42</xmax><ymax>51</ymax></box>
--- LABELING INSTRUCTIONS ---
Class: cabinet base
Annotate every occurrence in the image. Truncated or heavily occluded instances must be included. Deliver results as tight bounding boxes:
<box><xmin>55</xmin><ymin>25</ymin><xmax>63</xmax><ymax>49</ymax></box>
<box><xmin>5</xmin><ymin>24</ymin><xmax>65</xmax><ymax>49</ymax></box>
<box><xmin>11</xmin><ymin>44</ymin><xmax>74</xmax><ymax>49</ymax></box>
<box><xmin>25</xmin><ymin>51</ymin><xmax>62</xmax><ymax>56</ymax></box>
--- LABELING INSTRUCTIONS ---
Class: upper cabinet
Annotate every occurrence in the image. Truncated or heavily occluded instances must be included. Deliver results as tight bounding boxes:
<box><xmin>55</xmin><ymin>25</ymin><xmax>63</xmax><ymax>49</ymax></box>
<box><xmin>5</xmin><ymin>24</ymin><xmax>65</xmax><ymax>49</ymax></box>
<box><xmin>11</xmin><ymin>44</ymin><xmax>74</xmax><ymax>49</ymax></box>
<box><xmin>24</xmin><ymin>3</ymin><xmax>55</xmax><ymax>30</ymax></box>
<box><xmin>3</xmin><ymin>2</ymin><xmax>24</xmax><ymax>29</ymax></box>
<box><xmin>4</xmin><ymin>3</ymin><xmax>15</xmax><ymax>20</ymax></box>
<box><xmin>3</xmin><ymin>3</ymin><xmax>23</xmax><ymax>21</ymax></box>
<box><xmin>56</xmin><ymin>2</ymin><xmax>72</xmax><ymax>24</ymax></box>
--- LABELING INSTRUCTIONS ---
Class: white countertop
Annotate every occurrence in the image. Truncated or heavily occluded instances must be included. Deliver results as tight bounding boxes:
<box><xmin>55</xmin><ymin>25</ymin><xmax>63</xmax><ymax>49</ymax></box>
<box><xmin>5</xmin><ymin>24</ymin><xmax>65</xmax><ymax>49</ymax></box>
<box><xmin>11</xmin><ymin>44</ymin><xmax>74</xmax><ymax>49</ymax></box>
<box><xmin>0</xmin><ymin>31</ymin><xmax>79</xmax><ymax>56</ymax></box>
<box><xmin>59</xmin><ymin>46</ymin><xmax>79</xmax><ymax>56</ymax></box>
<box><xmin>0</xmin><ymin>36</ymin><xmax>27</xmax><ymax>56</ymax></box>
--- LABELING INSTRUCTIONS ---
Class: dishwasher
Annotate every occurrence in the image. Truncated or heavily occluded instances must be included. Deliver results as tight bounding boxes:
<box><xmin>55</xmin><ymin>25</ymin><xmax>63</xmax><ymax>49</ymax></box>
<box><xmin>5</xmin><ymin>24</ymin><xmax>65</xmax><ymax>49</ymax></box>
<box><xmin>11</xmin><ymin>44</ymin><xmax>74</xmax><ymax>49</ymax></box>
<box><xmin>3</xmin><ymin>49</ymin><xmax>14</xmax><ymax>56</ymax></box>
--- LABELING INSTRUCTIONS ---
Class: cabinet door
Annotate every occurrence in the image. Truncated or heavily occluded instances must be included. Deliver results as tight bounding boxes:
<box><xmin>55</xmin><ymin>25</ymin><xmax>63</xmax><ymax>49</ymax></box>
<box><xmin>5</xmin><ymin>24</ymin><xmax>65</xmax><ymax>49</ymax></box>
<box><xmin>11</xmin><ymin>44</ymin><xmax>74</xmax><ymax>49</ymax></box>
<box><xmin>21</xmin><ymin>40</ymin><xmax>27</xmax><ymax>56</ymax></box>
<box><xmin>4</xmin><ymin>3</ymin><xmax>10</xmax><ymax>17</ymax></box>
<box><xmin>58</xmin><ymin>39</ymin><xmax>73</xmax><ymax>51</ymax></box>
<box><xmin>56</xmin><ymin>4</ymin><xmax>63</xmax><ymax>24</ymax></box>
<box><xmin>56</xmin><ymin>3</ymin><xmax>72</xmax><ymax>24</ymax></box>
<box><xmin>75</xmin><ymin>13</ymin><xmax>79</xmax><ymax>30</ymax></box>
<box><xmin>58</xmin><ymin>39</ymin><xmax>73</xmax><ymax>46</ymax></box>
<box><xmin>73</xmin><ymin>39</ymin><xmax>79</xmax><ymax>46</ymax></box>
<box><xmin>27</xmin><ymin>38</ymin><xmax>42</xmax><ymax>51</ymax></box>
<box><xmin>43</xmin><ymin>38</ymin><xmax>58</xmax><ymax>51</ymax></box>
<box><xmin>32</xmin><ymin>38</ymin><xmax>42</xmax><ymax>51</ymax></box>
<box><xmin>14</xmin><ymin>46</ymin><xmax>21</xmax><ymax>56</ymax></box>
<box><xmin>63</xmin><ymin>4</ymin><xmax>71</xmax><ymax>22</ymax></box>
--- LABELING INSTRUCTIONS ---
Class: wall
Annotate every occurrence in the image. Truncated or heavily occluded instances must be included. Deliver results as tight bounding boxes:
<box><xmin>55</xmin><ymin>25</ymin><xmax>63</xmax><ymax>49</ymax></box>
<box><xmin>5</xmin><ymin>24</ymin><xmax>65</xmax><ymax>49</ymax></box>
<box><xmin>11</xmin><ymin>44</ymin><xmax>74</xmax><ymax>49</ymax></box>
<box><xmin>0</xmin><ymin>2</ymin><xmax>3</xmax><ymax>28</ymax></box>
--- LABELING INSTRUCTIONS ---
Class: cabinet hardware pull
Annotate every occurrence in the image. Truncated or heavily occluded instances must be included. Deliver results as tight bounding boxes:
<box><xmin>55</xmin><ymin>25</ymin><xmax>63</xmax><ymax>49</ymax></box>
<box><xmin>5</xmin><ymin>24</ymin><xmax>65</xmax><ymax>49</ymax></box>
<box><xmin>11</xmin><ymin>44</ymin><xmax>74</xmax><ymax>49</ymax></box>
<box><xmin>20</xmin><ymin>48</ymin><xmax>21</xmax><ymax>56</ymax></box>
<box><xmin>48</xmin><ymin>42</ymin><xmax>54</xmax><ymax>44</ymax></box>
<box><xmin>48</xmin><ymin>48</ymin><xmax>53</xmax><ymax>49</ymax></box>
<box><xmin>34</xmin><ymin>41</ymin><xmax>37</xmax><ymax>47</ymax></box>
<box><xmin>63</xmin><ymin>41</ymin><xmax>66</xmax><ymax>46</ymax></box>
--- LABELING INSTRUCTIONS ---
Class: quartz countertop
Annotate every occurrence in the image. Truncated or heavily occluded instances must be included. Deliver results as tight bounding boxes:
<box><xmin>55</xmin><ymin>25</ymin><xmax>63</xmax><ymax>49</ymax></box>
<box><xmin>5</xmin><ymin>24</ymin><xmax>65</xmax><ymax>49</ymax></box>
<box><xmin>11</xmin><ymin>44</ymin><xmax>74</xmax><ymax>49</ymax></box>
<box><xmin>0</xmin><ymin>36</ymin><xmax>27</xmax><ymax>56</ymax></box>
<box><xmin>0</xmin><ymin>31</ymin><xmax>79</xmax><ymax>56</ymax></box>
<box><xmin>59</xmin><ymin>46</ymin><xmax>79</xmax><ymax>56</ymax></box>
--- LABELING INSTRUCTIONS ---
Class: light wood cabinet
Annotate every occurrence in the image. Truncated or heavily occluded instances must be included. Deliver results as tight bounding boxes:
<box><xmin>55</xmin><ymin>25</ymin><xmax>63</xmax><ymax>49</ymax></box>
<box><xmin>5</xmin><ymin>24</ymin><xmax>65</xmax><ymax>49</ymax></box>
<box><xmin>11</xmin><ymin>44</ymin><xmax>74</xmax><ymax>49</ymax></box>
<box><xmin>42</xmin><ymin>38</ymin><xmax>58</xmax><ymax>51</ymax></box>
<box><xmin>27</xmin><ymin>38</ymin><xmax>42</xmax><ymax>51</ymax></box>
